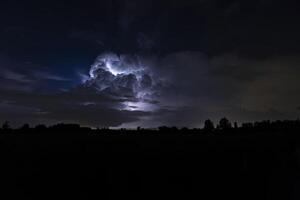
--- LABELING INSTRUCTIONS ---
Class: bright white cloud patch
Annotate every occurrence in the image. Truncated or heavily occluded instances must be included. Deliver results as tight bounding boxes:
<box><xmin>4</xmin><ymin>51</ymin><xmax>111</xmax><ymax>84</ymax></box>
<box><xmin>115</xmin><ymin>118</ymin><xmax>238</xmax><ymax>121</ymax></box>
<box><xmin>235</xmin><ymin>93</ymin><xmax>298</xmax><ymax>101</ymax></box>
<box><xmin>85</xmin><ymin>52</ymin><xmax>159</xmax><ymax>112</ymax></box>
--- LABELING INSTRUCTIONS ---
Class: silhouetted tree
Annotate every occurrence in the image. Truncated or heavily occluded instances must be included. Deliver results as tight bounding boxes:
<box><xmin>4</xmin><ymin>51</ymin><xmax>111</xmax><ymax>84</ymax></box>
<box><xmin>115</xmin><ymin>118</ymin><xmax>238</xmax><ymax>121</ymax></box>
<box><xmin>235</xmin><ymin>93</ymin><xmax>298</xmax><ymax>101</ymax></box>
<box><xmin>204</xmin><ymin>119</ymin><xmax>215</xmax><ymax>131</ymax></box>
<box><xmin>20</xmin><ymin>124</ymin><xmax>30</xmax><ymax>130</ymax></box>
<box><xmin>158</xmin><ymin>126</ymin><xmax>169</xmax><ymax>132</ymax></box>
<box><xmin>2</xmin><ymin>121</ymin><xmax>10</xmax><ymax>130</ymax></box>
<box><xmin>35</xmin><ymin>124</ymin><xmax>47</xmax><ymax>130</ymax></box>
<box><xmin>171</xmin><ymin>126</ymin><xmax>178</xmax><ymax>131</ymax></box>
<box><xmin>254</xmin><ymin>120</ymin><xmax>271</xmax><ymax>130</ymax></box>
<box><xmin>181</xmin><ymin>127</ymin><xmax>189</xmax><ymax>131</ymax></box>
<box><xmin>234</xmin><ymin>122</ymin><xmax>238</xmax><ymax>129</ymax></box>
<box><xmin>51</xmin><ymin>123</ymin><xmax>80</xmax><ymax>129</ymax></box>
<box><xmin>218</xmin><ymin>118</ymin><xmax>232</xmax><ymax>130</ymax></box>
<box><xmin>242</xmin><ymin>123</ymin><xmax>253</xmax><ymax>129</ymax></box>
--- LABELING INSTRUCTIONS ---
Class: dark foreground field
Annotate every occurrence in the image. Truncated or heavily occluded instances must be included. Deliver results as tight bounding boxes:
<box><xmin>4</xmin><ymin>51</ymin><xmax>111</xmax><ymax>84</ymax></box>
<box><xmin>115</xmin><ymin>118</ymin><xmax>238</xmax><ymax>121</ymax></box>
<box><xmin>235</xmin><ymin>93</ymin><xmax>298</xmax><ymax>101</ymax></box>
<box><xmin>0</xmin><ymin>127</ymin><xmax>299</xmax><ymax>199</ymax></box>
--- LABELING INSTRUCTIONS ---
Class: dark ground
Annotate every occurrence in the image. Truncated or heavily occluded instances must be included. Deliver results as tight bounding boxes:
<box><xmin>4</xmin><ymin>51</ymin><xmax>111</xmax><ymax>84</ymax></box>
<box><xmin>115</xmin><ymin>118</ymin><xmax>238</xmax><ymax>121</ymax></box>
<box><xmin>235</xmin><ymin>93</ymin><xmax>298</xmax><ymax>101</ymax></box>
<box><xmin>0</xmin><ymin>127</ymin><xmax>299</xmax><ymax>199</ymax></box>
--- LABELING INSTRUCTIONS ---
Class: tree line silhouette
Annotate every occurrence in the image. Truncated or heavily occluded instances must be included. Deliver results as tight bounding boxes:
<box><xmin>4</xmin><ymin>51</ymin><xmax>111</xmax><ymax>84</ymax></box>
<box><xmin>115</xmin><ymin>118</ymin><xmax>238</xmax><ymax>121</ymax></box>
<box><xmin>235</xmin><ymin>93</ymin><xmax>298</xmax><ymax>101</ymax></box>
<box><xmin>2</xmin><ymin>118</ymin><xmax>300</xmax><ymax>134</ymax></box>
<box><xmin>0</xmin><ymin>118</ymin><xmax>299</xmax><ymax>200</ymax></box>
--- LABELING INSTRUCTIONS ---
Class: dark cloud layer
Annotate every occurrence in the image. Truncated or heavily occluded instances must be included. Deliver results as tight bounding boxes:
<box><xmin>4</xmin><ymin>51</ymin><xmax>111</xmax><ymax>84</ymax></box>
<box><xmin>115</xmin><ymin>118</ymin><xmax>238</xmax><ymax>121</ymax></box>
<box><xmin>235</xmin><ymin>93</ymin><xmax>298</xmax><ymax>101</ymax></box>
<box><xmin>1</xmin><ymin>51</ymin><xmax>300</xmax><ymax>128</ymax></box>
<box><xmin>0</xmin><ymin>88</ymin><xmax>149</xmax><ymax>127</ymax></box>
<box><xmin>0</xmin><ymin>0</ymin><xmax>300</xmax><ymax>127</ymax></box>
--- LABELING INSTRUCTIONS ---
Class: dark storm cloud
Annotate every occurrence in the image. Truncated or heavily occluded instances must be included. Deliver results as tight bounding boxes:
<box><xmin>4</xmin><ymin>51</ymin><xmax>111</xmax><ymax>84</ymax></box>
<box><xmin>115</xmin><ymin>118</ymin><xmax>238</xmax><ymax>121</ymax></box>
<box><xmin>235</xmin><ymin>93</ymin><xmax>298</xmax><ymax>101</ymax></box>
<box><xmin>2</xmin><ymin>0</ymin><xmax>299</xmax><ymax>57</ymax></box>
<box><xmin>0</xmin><ymin>0</ymin><xmax>300</xmax><ymax>127</ymax></box>
<box><xmin>1</xmin><ymin>0</ymin><xmax>299</xmax><ymax>53</ymax></box>
<box><xmin>123</xmin><ymin>52</ymin><xmax>300</xmax><ymax>127</ymax></box>
<box><xmin>0</xmin><ymin>52</ymin><xmax>154</xmax><ymax>128</ymax></box>
<box><xmin>1</xmin><ymin>51</ymin><xmax>300</xmax><ymax>128</ymax></box>
<box><xmin>0</xmin><ymin>88</ymin><xmax>150</xmax><ymax>127</ymax></box>
<box><xmin>205</xmin><ymin>1</ymin><xmax>300</xmax><ymax>58</ymax></box>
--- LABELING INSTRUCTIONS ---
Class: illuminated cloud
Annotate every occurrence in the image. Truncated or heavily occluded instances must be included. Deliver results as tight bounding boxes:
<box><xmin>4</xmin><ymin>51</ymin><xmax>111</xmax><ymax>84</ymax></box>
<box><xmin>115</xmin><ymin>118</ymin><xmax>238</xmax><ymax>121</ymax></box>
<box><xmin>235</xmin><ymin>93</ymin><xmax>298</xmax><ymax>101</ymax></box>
<box><xmin>84</xmin><ymin>52</ymin><xmax>159</xmax><ymax>112</ymax></box>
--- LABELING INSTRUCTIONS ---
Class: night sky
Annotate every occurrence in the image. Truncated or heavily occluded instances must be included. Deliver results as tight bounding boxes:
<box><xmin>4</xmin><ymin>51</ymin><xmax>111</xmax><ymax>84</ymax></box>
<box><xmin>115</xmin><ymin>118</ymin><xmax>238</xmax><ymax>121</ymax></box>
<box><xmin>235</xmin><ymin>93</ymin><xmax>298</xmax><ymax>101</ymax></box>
<box><xmin>0</xmin><ymin>0</ymin><xmax>299</xmax><ymax>128</ymax></box>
